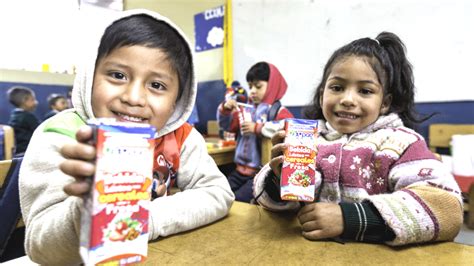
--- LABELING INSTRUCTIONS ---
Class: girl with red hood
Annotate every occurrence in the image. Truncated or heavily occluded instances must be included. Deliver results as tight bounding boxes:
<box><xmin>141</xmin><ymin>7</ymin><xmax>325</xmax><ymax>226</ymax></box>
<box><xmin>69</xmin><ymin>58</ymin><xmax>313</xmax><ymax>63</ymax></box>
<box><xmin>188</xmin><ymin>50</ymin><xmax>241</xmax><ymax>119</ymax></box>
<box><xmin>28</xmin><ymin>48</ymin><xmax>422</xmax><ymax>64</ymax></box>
<box><xmin>217</xmin><ymin>62</ymin><xmax>294</xmax><ymax>202</ymax></box>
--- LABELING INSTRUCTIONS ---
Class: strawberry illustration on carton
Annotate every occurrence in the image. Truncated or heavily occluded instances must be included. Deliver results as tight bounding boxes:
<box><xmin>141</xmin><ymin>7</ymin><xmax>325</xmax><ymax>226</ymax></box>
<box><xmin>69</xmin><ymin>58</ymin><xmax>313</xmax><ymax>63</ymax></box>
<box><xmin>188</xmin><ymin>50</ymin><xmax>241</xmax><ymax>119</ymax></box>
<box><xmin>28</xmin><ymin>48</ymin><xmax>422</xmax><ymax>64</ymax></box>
<box><xmin>281</xmin><ymin>119</ymin><xmax>318</xmax><ymax>202</ymax></box>
<box><xmin>80</xmin><ymin>119</ymin><xmax>156</xmax><ymax>265</ymax></box>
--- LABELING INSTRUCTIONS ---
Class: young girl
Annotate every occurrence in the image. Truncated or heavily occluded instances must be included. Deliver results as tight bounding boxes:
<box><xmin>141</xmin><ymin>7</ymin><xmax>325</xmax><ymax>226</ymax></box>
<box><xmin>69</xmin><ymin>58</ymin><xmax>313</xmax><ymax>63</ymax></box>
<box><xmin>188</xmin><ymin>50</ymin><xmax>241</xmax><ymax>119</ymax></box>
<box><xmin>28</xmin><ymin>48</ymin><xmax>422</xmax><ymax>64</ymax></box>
<box><xmin>253</xmin><ymin>32</ymin><xmax>463</xmax><ymax>245</ymax></box>
<box><xmin>19</xmin><ymin>10</ymin><xmax>233</xmax><ymax>264</ymax></box>
<box><xmin>217</xmin><ymin>62</ymin><xmax>294</xmax><ymax>202</ymax></box>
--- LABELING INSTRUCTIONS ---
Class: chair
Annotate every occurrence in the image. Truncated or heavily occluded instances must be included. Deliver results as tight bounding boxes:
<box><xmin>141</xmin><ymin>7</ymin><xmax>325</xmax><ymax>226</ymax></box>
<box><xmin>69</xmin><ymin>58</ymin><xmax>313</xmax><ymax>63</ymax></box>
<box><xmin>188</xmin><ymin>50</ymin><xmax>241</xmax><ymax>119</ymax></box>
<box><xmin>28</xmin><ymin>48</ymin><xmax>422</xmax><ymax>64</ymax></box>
<box><xmin>207</xmin><ymin>120</ymin><xmax>220</xmax><ymax>137</ymax></box>
<box><xmin>0</xmin><ymin>125</ymin><xmax>15</xmax><ymax>160</ymax></box>
<box><xmin>261</xmin><ymin>137</ymin><xmax>273</xmax><ymax>165</ymax></box>
<box><xmin>0</xmin><ymin>157</ymin><xmax>25</xmax><ymax>261</ymax></box>
<box><xmin>428</xmin><ymin>123</ymin><xmax>474</xmax><ymax>228</ymax></box>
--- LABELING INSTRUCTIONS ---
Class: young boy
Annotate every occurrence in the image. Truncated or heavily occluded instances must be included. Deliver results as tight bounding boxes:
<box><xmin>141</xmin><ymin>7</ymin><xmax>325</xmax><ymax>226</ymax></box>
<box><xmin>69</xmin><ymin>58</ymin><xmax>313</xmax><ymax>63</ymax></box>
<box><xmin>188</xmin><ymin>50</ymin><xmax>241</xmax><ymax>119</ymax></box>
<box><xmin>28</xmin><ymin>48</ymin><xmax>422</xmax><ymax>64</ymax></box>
<box><xmin>43</xmin><ymin>93</ymin><xmax>69</xmax><ymax>120</ymax></box>
<box><xmin>217</xmin><ymin>62</ymin><xmax>294</xmax><ymax>202</ymax></box>
<box><xmin>19</xmin><ymin>10</ymin><xmax>234</xmax><ymax>265</ymax></box>
<box><xmin>6</xmin><ymin>86</ymin><xmax>40</xmax><ymax>154</ymax></box>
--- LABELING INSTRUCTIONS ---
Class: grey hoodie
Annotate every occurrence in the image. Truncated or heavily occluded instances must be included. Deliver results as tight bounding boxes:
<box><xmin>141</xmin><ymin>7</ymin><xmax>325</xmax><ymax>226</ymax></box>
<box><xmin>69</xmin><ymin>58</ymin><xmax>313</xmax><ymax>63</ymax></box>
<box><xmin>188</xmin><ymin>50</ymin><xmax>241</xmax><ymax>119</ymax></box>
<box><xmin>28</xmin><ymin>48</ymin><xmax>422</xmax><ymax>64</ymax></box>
<box><xmin>19</xmin><ymin>9</ymin><xmax>234</xmax><ymax>265</ymax></box>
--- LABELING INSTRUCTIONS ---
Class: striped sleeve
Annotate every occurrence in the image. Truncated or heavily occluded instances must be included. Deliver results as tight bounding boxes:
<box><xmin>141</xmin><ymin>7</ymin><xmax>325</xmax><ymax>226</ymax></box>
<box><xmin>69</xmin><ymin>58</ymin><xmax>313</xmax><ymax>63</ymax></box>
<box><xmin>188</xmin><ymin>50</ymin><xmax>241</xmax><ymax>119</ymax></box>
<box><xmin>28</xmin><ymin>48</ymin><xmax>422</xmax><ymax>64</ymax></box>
<box><xmin>339</xmin><ymin>202</ymin><xmax>395</xmax><ymax>242</ymax></box>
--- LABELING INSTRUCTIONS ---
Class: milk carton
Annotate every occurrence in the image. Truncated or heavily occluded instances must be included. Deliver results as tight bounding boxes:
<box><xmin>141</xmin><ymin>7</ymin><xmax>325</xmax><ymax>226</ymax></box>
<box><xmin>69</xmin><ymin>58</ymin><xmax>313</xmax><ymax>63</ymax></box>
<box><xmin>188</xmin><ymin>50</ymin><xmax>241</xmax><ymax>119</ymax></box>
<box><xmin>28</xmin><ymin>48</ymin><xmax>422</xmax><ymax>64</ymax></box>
<box><xmin>80</xmin><ymin>119</ymin><xmax>156</xmax><ymax>265</ymax></box>
<box><xmin>280</xmin><ymin>119</ymin><xmax>318</xmax><ymax>202</ymax></box>
<box><xmin>236</xmin><ymin>102</ymin><xmax>254</xmax><ymax>134</ymax></box>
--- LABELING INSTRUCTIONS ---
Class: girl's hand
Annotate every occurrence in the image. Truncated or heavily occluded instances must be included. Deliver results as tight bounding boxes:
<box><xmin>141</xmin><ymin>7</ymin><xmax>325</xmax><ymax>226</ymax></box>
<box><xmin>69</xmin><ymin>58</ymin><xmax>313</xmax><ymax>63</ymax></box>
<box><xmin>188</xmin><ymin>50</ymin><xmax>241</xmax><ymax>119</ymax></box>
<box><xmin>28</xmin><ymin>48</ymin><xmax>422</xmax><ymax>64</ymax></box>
<box><xmin>268</xmin><ymin>130</ymin><xmax>286</xmax><ymax>176</ymax></box>
<box><xmin>223</xmin><ymin>99</ymin><xmax>238</xmax><ymax>111</ymax></box>
<box><xmin>297</xmin><ymin>203</ymin><xmax>344</xmax><ymax>240</ymax></box>
<box><xmin>241</xmin><ymin>121</ymin><xmax>256</xmax><ymax>135</ymax></box>
<box><xmin>60</xmin><ymin>125</ymin><xmax>96</xmax><ymax>197</ymax></box>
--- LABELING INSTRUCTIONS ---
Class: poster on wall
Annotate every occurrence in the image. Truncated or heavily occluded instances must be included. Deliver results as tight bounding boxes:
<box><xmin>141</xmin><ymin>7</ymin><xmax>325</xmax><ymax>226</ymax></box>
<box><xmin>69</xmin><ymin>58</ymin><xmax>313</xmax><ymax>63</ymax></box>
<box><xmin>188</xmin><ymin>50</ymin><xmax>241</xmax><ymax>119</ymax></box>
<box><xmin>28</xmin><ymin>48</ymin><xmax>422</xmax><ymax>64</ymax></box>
<box><xmin>194</xmin><ymin>5</ymin><xmax>225</xmax><ymax>52</ymax></box>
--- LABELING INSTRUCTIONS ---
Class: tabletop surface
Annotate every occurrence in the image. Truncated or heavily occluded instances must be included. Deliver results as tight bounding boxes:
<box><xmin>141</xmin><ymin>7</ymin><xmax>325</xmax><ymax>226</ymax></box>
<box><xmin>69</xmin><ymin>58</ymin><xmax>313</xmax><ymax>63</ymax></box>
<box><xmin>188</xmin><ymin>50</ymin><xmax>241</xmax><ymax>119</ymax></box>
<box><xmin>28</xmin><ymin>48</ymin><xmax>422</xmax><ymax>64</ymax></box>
<box><xmin>146</xmin><ymin>202</ymin><xmax>474</xmax><ymax>265</ymax></box>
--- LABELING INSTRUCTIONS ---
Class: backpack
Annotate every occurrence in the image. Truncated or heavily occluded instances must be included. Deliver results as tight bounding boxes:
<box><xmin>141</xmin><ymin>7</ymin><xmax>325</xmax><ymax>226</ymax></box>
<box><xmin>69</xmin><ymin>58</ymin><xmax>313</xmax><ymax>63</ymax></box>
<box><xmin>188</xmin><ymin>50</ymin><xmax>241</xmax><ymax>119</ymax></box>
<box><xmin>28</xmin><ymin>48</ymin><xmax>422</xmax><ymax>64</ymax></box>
<box><xmin>267</xmin><ymin>100</ymin><xmax>281</xmax><ymax>121</ymax></box>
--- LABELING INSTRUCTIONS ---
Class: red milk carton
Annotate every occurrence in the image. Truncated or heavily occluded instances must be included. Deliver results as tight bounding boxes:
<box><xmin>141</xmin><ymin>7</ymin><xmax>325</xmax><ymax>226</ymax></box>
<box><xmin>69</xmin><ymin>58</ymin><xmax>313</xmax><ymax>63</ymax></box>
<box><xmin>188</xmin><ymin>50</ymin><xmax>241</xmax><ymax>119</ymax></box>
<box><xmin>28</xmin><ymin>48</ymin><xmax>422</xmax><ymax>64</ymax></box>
<box><xmin>280</xmin><ymin>119</ymin><xmax>318</xmax><ymax>202</ymax></box>
<box><xmin>80</xmin><ymin>119</ymin><xmax>156</xmax><ymax>265</ymax></box>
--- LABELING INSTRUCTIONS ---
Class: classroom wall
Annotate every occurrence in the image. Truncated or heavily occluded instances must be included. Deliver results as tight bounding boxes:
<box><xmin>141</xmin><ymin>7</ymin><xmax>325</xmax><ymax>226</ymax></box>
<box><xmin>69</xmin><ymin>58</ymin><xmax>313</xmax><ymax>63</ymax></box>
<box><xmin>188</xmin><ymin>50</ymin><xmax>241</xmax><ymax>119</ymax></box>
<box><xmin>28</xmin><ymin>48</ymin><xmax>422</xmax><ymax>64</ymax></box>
<box><xmin>232</xmin><ymin>0</ymin><xmax>474</xmax><ymax>106</ymax></box>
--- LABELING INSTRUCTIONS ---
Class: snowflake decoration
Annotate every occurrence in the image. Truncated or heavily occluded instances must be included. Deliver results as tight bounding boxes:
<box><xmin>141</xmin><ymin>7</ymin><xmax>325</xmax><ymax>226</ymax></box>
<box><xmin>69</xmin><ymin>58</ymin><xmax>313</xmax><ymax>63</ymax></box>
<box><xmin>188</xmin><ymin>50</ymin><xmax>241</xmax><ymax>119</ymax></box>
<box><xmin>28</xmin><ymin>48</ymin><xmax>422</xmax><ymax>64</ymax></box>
<box><xmin>376</xmin><ymin>177</ymin><xmax>384</xmax><ymax>186</ymax></box>
<box><xmin>353</xmin><ymin>155</ymin><xmax>361</xmax><ymax>165</ymax></box>
<box><xmin>366</xmin><ymin>183</ymin><xmax>372</xmax><ymax>189</ymax></box>
<box><xmin>362</xmin><ymin>166</ymin><xmax>372</xmax><ymax>179</ymax></box>
<box><xmin>350</xmin><ymin>164</ymin><xmax>356</xmax><ymax>170</ymax></box>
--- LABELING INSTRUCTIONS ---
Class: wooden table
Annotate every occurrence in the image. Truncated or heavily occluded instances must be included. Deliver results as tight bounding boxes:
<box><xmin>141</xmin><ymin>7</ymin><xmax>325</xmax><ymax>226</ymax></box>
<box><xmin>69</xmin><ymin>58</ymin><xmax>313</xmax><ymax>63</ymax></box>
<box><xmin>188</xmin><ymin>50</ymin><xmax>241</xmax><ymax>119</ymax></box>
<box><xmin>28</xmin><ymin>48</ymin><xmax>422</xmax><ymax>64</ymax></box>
<box><xmin>146</xmin><ymin>202</ymin><xmax>474</xmax><ymax>264</ymax></box>
<box><xmin>207</xmin><ymin>145</ymin><xmax>235</xmax><ymax>166</ymax></box>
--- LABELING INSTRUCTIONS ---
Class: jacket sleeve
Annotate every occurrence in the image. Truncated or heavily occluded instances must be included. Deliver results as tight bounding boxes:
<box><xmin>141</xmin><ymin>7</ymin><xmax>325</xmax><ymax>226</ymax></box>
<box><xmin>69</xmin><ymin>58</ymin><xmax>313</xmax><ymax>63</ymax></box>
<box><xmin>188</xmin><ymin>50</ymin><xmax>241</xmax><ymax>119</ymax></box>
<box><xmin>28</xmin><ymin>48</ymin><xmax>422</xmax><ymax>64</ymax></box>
<box><xmin>255</xmin><ymin>106</ymin><xmax>294</xmax><ymax>136</ymax></box>
<box><xmin>20</xmin><ymin>125</ymin><xmax>84</xmax><ymax>265</ymax></box>
<box><xmin>148</xmin><ymin>128</ymin><xmax>234</xmax><ymax>239</ymax></box>
<box><xmin>366</xmin><ymin>139</ymin><xmax>463</xmax><ymax>246</ymax></box>
<box><xmin>253</xmin><ymin>164</ymin><xmax>301</xmax><ymax>211</ymax></box>
<box><xmin>216</xmin><ymin>102</ymin><xmax>240</xmax><ymax>133</ymax></box>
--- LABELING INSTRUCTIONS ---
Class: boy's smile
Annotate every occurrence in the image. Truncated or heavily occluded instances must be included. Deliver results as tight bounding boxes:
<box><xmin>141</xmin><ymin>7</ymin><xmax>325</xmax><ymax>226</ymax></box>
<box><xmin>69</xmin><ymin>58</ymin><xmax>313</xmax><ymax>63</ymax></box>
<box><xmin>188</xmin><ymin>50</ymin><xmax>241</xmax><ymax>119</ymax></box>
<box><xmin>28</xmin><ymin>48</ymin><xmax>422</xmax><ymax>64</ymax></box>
<box><xmin>320</xmin><ymin>56</ymin><xmax>391</xmax><ymax>134</ymax></box>
<box><xmin>91</xmin><ymin>45</ymin><xmax>179</xmax><ymax>131</ymax></box>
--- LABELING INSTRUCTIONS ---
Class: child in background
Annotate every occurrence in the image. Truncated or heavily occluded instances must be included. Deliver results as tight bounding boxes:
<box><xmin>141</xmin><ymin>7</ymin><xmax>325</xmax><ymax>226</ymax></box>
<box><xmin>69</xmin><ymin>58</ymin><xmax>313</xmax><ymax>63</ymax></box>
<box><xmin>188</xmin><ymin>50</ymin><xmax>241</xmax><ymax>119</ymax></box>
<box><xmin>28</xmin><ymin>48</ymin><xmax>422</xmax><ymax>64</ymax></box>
<box><xmin>43</xmin><ymin>93</ymin><xmax>69</xmax><ymax>120</ymax></box>
<box><xmin>254</xmin><ymin>32</ymin><xmax>462</xmax><ymax>245</ymax></box>
<box><xmin>217</xmin><ymin>62</ymin><xmax>294</xmax><ymax>202</ymax></box>
<box><xmin>19</xmin><ymin>10</ymin><xmax>234</xmax><ymax>264</ymax></box>
<box><xmin>6</xmin><ymin>86</ymin><xmax>40</xmax><ymax>154</ymax></box>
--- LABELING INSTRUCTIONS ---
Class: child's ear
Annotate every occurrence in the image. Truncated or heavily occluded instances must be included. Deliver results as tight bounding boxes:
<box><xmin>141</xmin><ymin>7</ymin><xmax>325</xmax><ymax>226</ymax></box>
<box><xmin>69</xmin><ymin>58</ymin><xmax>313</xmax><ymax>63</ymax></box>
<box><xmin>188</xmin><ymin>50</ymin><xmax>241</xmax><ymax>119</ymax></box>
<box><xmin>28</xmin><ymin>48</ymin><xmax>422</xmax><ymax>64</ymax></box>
<box><xmin>380</xmin><ymin>94</ymin><xmax>392</xmax><ymax>114</ymax></box>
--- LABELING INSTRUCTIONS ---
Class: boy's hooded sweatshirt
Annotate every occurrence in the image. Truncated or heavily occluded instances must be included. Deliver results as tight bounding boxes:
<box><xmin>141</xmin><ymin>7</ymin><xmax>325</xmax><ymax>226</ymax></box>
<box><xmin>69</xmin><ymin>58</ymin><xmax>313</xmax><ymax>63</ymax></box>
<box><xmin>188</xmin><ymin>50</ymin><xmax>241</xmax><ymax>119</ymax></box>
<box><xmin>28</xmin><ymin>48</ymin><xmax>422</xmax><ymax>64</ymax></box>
<box><xmin>19</xmin><ymin>10</ymin><xmax>234</xmax><ymax>265</ymax></box>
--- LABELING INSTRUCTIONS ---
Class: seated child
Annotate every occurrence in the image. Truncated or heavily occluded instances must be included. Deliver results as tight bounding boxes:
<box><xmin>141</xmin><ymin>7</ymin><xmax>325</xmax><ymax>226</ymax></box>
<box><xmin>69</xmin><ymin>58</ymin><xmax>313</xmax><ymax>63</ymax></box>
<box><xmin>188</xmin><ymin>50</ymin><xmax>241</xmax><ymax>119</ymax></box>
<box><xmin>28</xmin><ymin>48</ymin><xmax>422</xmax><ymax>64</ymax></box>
<box><xmin>6</xmin><ymin>86</ymin><xmax>40</xmax><ymax>154</ymax></box>
<box><xmin>217</xmin><ymin>62</ymin><xmax>294</xmax><ymax>202</ymax></box>
<box><xmin>43</xmin><ymin>93</ymin><xmax>69</xmax><ymax>121</ymax></box>
<box><xmin>254</xmin><ymin>32</ymin><xmax>463</xmax><ymax>245</ymax></box>
<box><xmin>19</xmin><ymin>9</ymin><xmax>234</xmax><ymax>264</ymax></box>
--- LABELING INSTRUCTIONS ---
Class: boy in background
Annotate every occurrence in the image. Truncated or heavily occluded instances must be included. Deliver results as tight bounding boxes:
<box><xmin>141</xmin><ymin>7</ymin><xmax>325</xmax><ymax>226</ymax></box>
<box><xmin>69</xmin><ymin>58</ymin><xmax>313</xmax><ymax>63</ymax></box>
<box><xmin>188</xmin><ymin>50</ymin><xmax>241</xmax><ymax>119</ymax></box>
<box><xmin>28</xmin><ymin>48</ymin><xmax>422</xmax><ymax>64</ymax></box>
<box><xmin>6</xmin><ymin>86</ymin><xmax>40</xmax><ymax>154</ymax></box>
<box><xmin>43</xmin><ymin>93</ymin><xmax>69</xmax><ymax>120</ymax></box>
<box><xmin>217</xmin><ymin>62</ymin><xmax>294</xmax><ymax>202</ymax></box>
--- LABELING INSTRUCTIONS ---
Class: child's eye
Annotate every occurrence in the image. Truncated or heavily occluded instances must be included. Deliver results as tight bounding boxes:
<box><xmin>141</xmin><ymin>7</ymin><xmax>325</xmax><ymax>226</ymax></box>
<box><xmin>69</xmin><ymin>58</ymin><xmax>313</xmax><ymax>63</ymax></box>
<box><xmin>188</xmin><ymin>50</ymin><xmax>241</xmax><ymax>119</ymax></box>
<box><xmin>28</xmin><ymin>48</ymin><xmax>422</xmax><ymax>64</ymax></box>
<box><xmin>110</xmin><ymin>72</ymin><xmax>126</xmax><ymax>80</ymax></box>
<box><xmin>329</xmin><ymin>85</ymin><xmax>343</xmax><ymax>92</ymax></box>
<box><xmin>150</xmin><ymin>82</ymin><xmax>165</xmax><ymax>91</ymax></box>
<box><xmin>359</xmin><ymin>88</ymin><xmax>373</xmax><ymax>95</ymax></box>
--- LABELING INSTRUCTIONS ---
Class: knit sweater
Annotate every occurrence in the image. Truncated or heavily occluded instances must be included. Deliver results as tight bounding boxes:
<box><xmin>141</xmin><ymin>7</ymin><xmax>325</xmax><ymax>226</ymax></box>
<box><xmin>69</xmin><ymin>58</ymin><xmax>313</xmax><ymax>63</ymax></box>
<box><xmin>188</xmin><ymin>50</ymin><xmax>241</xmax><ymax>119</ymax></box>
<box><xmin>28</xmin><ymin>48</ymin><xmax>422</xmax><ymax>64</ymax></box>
<box><xmin>19</xmin><ymin>9</ymin><xmax>234</xmax><ymax>265</ymax></box>
<box><xmin>254</xmin><ymin>114</ymin><xmax>463</xmax><ymax>245</ymax></box>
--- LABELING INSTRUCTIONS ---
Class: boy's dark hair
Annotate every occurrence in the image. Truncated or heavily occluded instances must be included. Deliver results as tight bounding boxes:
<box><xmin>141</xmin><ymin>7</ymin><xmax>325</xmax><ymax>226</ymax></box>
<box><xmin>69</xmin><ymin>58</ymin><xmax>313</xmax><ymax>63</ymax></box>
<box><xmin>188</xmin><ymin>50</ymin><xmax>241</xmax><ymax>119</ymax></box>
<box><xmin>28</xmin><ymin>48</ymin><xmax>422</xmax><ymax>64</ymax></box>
<box><xmin>304</xmin><ymin>31</ymin><xmax>428</xmax><ymax>129</ymax></box>
<box><xmin>47</xmin><ymin>93</ymin><xmax>66</xmax><ymax>107</ymax></box>
<box><xmin>96</xmin><ymin>14</ymin><xmax>193</xmax><ymax>101</ymax></box>
<box><xmin>246</xmin><ymin>62</ymin><xmax>270</xmax><ymax>82</ymax></box>
<box><xmin>6</xmin><ymin>86</ymin><xmax>34</xmax><ymax>108</ymax></box>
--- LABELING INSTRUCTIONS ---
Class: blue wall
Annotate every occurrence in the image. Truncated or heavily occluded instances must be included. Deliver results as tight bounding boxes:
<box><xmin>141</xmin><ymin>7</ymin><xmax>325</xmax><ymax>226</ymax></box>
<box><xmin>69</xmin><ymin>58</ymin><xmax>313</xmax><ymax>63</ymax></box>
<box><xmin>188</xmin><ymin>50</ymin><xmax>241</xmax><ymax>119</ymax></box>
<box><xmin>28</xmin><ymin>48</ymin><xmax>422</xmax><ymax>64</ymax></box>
<box><xmin>194</xmin><ymin>80</ymin><xmax>474</xmax><ymax>142</ymax></box>
<box><xmin>1</xmin><ymin>82</ymin><xmax>71</xmax><ymax>124</ymax></box>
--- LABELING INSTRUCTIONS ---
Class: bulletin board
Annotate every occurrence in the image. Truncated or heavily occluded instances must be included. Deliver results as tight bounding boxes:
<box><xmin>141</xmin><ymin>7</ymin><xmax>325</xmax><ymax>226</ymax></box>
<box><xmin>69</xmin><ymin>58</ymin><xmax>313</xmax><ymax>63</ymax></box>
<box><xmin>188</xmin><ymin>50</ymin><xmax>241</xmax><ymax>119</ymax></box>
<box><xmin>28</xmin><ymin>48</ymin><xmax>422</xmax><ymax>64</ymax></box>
<box><xmin>232</xmin><ymin>0</ymin><xmax>474</xmax><ymax>106</ymax></box>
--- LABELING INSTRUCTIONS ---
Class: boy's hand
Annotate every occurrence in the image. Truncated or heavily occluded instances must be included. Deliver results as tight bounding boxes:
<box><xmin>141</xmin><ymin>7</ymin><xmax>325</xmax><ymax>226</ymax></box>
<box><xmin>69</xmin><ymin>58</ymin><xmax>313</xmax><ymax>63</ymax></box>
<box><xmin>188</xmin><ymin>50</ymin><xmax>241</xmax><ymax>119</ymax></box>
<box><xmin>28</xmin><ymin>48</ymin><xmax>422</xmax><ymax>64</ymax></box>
<box><xmin>60</xmin><ymin>125</ymin><xmax>96</xmax><ymax>197</ymax></box>
<box><xmin>241</xmin><ymin>121</ymin><xmax>256</xmax><ymax>135</ymax></box>
<box><xmin>298</xmin><ymin>203</ymin><xmax>344</xmax><ymax>240</ymax></box>
<box><xmin>223</xmin><ymin>99</ymin><xmax>238</xmax><ymax>111</ymax></box>
<box><xmin>269</xmin><ymin>130</ymin><xmax>286</xmax><ymax>176</ymax></box>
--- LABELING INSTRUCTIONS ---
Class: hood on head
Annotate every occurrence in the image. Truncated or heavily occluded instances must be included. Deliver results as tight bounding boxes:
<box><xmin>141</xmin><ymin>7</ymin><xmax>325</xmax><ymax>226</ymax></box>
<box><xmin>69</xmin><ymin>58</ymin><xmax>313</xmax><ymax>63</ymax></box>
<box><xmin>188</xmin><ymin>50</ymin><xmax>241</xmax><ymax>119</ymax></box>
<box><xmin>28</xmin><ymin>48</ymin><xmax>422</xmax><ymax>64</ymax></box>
<box><xmin>261</xmin><ymin>63</ymin><xmax>287</xmax><ymax>104</ymax></box>
<box><xmin>72</xmin><ymin>9</ymin><xmax>196</xmax><ymax>138</ymax></box>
